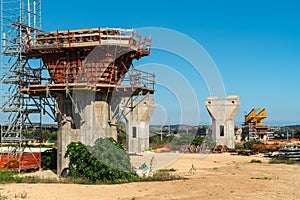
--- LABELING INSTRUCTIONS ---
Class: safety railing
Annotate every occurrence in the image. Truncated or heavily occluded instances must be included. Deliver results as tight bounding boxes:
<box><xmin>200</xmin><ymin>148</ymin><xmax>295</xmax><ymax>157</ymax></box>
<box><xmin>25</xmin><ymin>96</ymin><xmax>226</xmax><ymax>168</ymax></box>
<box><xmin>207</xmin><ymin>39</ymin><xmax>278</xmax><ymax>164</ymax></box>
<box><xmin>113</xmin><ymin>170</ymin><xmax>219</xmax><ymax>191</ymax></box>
<box><xmin>121</xmin><ymin>67</ymin><xmax>155</xmax><ymax>90</ymax></box>
<box><xmin>29</xmin><ymin>28</ymin><xmax>151</xmax><ymax>55</ymax></box>
<box><xmin>20</xmin><ymin>65</ymin><xmax>155</xmax><ymax>91</ymax></box>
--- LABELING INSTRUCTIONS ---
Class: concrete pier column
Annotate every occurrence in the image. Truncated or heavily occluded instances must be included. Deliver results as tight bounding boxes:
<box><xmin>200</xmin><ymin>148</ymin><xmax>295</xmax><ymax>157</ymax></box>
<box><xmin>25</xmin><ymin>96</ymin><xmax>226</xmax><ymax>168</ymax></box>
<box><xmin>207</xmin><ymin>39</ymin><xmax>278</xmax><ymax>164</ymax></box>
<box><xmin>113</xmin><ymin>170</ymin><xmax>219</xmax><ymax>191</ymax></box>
<box><xmin>235</xmin><ymin>126</ymin><xmax>242</xmax><ymax>142</ymax></box>
<box><xmin>205</xmin><ymin>95</ymin><xmax>240</xmax><ymax>149</ymax></box>
<box><xmin>121</xmin><ymin>96</ymin><xmax>156</xmax><ymax>154</ymax></box>
<box><xmin>56</xmin><ymin>91</ymin><xmax>117</xmax><ymax>175</ymax></box>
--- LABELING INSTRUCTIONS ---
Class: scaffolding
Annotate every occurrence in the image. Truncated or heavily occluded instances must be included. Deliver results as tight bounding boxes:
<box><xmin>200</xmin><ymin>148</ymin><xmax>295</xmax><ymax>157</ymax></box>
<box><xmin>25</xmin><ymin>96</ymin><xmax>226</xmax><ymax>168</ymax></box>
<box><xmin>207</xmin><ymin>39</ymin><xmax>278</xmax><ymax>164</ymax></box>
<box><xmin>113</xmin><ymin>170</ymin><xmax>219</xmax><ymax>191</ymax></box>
<box><xmin>0</xmin><ymin>0</ymin><xmax>44</xmax><ymax>171</ymax></box>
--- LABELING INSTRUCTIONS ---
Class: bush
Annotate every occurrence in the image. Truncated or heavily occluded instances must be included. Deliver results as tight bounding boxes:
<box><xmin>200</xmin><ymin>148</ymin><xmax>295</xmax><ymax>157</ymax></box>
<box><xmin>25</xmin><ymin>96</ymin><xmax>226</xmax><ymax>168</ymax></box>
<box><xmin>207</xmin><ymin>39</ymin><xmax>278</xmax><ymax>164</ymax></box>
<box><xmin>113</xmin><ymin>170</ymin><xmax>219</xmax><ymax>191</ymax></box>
<box><xmin>149</xmin><ymin>135</ymin><xmax>175</xmax><ymax>149</ymax></box>
<box><xmin>243</xmin><ymin>140</ymin><xmax>262</xmax><ymax>150</ymax></box>
<box><xmin>250</xmin><ymin>159</ymin><xmax>262</xmax><ymax>163</ymax></box>
<box><xmin>171</xmin><ymin>134</ymin><xmax>204</xmax><ymax>146</ymax></box>
<box><xmin>0</xmin><ymin>170</ymin><xmax>21</xmax><ymax>183</ymax></box>
<box><xmin>141</xmin><ymin>169</ymin><xmax>181</xmax><ymax>182</ymax></box>
<box><xmin>41</xmin><ymin>148</ymin><xmax>57</xmax><ymax>170</ymax></box>
<box><xmin>65</xmin><ymin>138</ymin><xmax>137</xmax><ymax>183</ymax></box>
<box><xmin>235</xmin><ymin>144</ymin><xmax>245</xmax><ymax>150</ymax></box>
<box><xmin>269</xmin><ymin>159</ymin><xmax>296</xmax><ymax>165</ymax></box>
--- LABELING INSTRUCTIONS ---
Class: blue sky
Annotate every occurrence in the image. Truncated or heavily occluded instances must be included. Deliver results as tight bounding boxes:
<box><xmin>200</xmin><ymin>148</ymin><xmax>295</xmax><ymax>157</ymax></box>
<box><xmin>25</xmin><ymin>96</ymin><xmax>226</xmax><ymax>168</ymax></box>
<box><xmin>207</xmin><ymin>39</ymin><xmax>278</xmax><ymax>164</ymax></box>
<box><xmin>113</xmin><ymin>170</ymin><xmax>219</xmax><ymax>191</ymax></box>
<box><xmin>42</xmin><ymin>0</ymin><xmax>300</xmax><ymax>125</ymax></box>
<box><xmin>8</xmin><ymin>0</ymin><xmax>300</xmax><ymax>125</ymax></box>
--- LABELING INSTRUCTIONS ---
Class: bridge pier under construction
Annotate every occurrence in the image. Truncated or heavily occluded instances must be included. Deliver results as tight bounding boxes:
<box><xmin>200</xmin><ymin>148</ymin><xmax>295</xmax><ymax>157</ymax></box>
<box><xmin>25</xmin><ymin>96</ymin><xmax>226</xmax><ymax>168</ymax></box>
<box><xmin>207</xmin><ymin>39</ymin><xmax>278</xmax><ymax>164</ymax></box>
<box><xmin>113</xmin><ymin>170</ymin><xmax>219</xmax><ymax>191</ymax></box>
<box><xmin>0</xmin><ymin>15</ymin><xmax>155</xmax><ymax>174</ymax></box>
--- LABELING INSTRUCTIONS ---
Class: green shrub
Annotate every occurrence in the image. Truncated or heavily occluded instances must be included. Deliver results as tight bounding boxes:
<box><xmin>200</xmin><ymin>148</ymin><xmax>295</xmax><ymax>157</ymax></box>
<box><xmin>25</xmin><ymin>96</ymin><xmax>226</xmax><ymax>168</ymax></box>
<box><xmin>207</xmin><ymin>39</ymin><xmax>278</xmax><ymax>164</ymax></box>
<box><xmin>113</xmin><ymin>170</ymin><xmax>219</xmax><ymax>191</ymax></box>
<box><xmin>269</xmin><ymin>159</ymin><xmax>296</xmax><ymax>165</ymax></box>
<box><xmin>141</xmin><ymin>170</ymin><xmax>181</xmax><ymax>182</ymax></box>
<box><xmin>0</xmin><ymin>170</ymin><xmax>21</xmax><ymax>183</ymax></box>
<box><xmin>0</xmin><ymin>170</ymin><xmax>15</xmax><ymax>183</ymax></box>
<box><xmin>243</xmin><ymin>140</ymin><xmax>262</xmax><ymax>150</ymax></box>
<box><xmin>65</xmin><ymin>138</ymin><xmax>137</xmax><ymax>183</ymax></box>
<box><xmin>250</xmin><ymin>159</ymin><xmax>262</xmax><ymax>163</ymax></box>
<box><xmin>235</xmin><ymin>144</ymin><xmax>245</xmax><ymax>150</ymax></box>
<box><xmin>149</xmin><ymin>135</ymin><xmax>175</xmax><ymax>148</ymax></box>
<box><xmin>41</xmin><ymin>148</ymin><xmax>57</xmax><ymax>170</ymax></box>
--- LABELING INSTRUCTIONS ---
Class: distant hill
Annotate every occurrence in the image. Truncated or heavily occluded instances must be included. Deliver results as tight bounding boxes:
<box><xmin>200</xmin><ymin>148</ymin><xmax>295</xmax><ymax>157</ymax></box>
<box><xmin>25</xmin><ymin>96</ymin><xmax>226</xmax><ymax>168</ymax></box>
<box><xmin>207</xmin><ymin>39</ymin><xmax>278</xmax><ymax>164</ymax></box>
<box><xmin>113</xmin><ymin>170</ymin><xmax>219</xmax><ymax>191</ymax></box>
<box><xmin>283</xmin><ymin>125</ymin><xmax>300</xmax><ymax>130</ymax></box>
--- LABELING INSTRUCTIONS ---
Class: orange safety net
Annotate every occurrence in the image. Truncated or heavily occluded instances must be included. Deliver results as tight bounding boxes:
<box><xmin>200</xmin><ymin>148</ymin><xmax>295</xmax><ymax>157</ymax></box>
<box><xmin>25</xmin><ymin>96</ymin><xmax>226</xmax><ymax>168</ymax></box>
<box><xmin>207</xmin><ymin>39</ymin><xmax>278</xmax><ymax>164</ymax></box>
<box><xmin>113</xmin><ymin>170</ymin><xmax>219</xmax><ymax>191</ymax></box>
<box><xmin>0</xmin><ymin>153</ymin><xmax>41</xmax><ymax>170</ymax></box>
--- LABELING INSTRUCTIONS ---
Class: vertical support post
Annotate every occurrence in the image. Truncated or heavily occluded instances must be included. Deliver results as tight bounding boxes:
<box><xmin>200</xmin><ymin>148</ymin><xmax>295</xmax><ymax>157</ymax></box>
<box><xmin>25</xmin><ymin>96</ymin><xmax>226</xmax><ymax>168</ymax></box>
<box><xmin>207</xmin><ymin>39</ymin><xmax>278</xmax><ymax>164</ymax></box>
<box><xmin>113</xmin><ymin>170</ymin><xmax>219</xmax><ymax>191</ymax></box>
<box><xmin>98</xmin><ymin>27</ymin><xmax>101</xmax><ymax>45</ymax></box>
<box><xmin>27</xmin><ymin>0</ymin><xmax>31</xmax><ymax>28</ymax></box>
<box><xmin>33</xmin><ymin>0</ymin><xmax>36</xmax><ymax>39</ymax></box>
<box><xmin>39</xmin><ymin>96</ymin><xmax>42</xmax><ymax>171</ymax></box>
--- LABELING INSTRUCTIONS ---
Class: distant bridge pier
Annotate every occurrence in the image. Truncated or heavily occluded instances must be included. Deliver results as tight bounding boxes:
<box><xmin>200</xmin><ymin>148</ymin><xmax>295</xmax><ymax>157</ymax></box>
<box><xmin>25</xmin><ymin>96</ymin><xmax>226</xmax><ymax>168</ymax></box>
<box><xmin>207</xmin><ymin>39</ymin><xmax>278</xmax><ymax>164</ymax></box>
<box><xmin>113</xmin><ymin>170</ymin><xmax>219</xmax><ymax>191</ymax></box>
<box><xmin>206</xmin><ymin>95</ymin><xmax>240</xmax><ymax>149</ymax></box>
<box><xmin>121</xmin><ymin>96</ymin><xmax>156</xmax><ymax>154</ymax></box>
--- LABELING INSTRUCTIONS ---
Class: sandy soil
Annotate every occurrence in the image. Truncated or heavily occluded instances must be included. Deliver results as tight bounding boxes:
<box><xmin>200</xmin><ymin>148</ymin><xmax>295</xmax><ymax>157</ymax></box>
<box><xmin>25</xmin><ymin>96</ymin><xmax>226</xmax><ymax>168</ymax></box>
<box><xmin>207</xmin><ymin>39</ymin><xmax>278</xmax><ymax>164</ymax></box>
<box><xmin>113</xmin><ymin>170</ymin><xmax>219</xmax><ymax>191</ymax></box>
<box><xmin>1</xmin><ymin>153</ymin><xmax>299</xmax><ymax>200</ymax></box>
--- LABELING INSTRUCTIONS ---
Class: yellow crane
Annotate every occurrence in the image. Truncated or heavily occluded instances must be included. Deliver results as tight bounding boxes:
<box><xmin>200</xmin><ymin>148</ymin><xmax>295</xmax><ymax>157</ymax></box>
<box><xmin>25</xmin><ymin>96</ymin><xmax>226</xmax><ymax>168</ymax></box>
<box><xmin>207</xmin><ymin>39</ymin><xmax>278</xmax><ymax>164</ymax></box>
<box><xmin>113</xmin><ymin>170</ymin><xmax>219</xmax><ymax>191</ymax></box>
<box><xmin>244</xmin><ymin>108</ymin><xmax>267</xmax><ymax>126</ymax></box>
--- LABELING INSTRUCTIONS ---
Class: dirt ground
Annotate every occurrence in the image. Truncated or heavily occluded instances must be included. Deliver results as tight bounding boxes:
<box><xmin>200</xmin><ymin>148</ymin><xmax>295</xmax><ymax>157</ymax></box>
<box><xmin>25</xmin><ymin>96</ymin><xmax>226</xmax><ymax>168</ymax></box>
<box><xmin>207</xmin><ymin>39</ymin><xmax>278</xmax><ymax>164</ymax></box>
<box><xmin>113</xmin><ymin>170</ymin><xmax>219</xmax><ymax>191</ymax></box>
<box><xmin>1</xmin><ymin>153</ymin><xmax>299</xmax><ymax>200</ymax></box>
